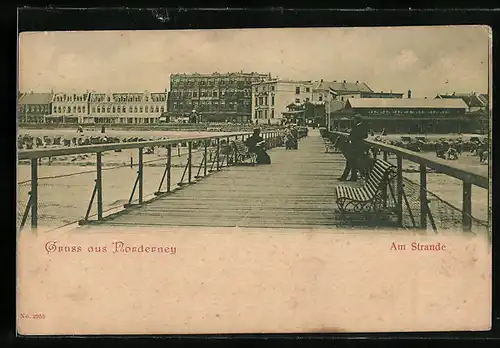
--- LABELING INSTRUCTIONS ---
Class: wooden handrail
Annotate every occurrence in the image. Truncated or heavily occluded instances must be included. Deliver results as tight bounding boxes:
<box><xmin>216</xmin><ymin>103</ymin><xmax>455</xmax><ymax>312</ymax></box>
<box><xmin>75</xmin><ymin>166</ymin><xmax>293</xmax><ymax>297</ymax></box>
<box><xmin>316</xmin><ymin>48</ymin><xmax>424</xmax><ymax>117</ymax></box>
<box><xmin>17</xmin><ymin>131</ymin><xmax>281</xmax><ymax>161</ymax></box>
<box><xmin>331</xmin><ymin>131</ymin><xmax>488</xmax><ymax>189</ymax></box>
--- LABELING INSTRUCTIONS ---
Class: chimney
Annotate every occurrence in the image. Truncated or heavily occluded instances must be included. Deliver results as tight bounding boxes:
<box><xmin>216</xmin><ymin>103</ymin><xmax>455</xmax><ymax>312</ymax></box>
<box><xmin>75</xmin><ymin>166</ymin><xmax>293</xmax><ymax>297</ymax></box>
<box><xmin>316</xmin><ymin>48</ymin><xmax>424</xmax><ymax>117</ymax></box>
<box><xmin>407</xmin><ymin>89</ymin><xmax>412</xmax><ymax>99</ymax></box>
<box><xmin>343</xmin><ymin>80</ymin><xmax>346</xmax><ymax>83</ymax></box>
<box><xmin>320</xmin><ymin>79</ymin><xmax>323</xmax><ymax>82</ymax></box>
<box><xmin>356</xmin><ymin>81</ymin><xmax>359</xmax><ymax>83</ymax></box>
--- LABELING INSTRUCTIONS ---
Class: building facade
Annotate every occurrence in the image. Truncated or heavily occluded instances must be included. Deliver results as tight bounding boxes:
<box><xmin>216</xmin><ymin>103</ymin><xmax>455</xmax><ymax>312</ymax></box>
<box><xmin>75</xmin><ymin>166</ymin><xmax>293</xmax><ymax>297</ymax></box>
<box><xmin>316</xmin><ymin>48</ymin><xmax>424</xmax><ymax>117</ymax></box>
<box><xmin>18</xmin><ymin>92</ymin><xmax>53</xmax><ymax>123</ymax></box>
<box><xmin>435</xmin><ymin>92</ymin><xmax>488</xmax><ymax>113</ymax></box>
<box><xmin>168</xmin><ymin>72</ymin><xmax>271</xmax><ymax>123</ymax></box>
<box><xmin>330</xmin><ymin>98</ymin><xmax>473</xmax><ymax>134</ymax></box>
<box><xmin>251</xmin><ymin>79</ymin><xmax>313</xmax><ymax>125</ymax></box>
<box><xmin>48</xmin><ymin>92</ymin><xmax>90</xmax><ymax>124</ymax></box>
<box><xmin>88</xmin><ymin>91</ymin><xmax>167</xmax><ymax>124</ymax></box>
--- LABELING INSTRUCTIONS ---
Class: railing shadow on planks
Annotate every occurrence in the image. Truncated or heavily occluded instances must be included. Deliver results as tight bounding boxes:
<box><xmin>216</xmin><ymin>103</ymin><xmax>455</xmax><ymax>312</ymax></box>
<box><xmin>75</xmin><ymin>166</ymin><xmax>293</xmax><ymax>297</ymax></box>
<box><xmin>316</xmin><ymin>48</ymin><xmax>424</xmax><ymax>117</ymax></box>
<box><xmin>17</xmin><ymin>130</ymin><xmax>284</xmax><ymax>232</ymax></box>
<box><xmin>330</xmin><ymin>131</ymin><xmax>490</xmax><ymax>235</ymax></box>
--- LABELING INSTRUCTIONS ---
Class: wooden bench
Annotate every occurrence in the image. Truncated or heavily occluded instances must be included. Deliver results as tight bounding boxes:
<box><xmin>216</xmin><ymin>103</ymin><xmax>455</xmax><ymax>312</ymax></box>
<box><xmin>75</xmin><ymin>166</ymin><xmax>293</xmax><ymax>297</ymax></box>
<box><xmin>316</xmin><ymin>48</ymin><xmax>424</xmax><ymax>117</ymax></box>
<box><xmin>231</xmin><ymin>140</ymin><xmax>256</xmax><ymax>165</ymax></box>
<box><xmin>336</xmin><ymin>159</ymin><xmax>396</xmax><ymax>213</ymax></box>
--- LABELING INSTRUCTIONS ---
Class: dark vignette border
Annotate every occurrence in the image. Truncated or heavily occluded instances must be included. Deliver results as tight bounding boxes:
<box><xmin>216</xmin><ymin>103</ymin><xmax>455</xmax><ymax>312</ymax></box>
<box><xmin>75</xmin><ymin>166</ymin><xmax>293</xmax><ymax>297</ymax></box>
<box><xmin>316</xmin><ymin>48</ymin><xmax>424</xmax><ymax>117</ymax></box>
<box><xmin>3</xmin><ymin>6</ymin><xmax>499</xmax><ymax>348</ymax></box>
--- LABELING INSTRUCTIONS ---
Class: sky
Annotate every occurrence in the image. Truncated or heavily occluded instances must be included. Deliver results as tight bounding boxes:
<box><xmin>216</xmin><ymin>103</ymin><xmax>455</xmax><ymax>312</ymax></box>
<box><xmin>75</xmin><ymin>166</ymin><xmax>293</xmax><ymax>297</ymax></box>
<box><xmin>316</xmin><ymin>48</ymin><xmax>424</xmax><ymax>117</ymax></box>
<box><xmin>18</xmin><ymin>26</ymin><xmax>491</xmax><ymax>99</ymax></box>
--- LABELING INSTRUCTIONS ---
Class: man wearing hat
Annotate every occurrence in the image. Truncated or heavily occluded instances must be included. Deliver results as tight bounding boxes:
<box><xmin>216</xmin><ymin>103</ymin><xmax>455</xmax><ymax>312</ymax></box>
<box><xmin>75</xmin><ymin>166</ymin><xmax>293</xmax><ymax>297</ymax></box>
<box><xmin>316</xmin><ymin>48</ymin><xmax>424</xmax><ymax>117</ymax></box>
<box><xmin>339</xmin><ymin>114</ymin><xmax>368</xmax><ymax>181</ymax></box>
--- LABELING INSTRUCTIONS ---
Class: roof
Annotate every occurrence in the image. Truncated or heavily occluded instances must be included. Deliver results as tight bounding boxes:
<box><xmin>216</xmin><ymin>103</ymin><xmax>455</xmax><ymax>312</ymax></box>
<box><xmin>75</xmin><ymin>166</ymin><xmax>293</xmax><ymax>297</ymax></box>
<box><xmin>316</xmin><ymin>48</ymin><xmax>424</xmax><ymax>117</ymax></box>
<box><xmin>346</xmin><ymin>98</ymin><xmax>468</xmax><ymax>109</ymax></box>
<box><xmin>18</xmin><ymin>92</ymin><xmax>53</xmax><ymax>105</ymax></box>
<box><xmin>436</xmin><ymin>93</ymin><xmax>487</xmax><ymax>107</ymax></box>
<box><xmin>314</xmin><ymin>80</ymin><xmax>373</xmax><ymax>93</ymax></box>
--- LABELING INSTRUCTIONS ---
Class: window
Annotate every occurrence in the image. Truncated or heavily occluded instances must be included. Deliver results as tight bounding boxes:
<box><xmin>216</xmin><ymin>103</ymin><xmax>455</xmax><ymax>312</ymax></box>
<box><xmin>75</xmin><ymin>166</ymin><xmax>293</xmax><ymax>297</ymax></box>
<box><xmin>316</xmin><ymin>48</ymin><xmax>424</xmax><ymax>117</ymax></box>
<box><xmin>264</xmin><ymin>110</ymin><xmax>268</xmax><ymax>119</ymax></box>
<box><xmin>78</xmin><ymin>106</ymin><xmax>82</xmax><ymax>112</ymax></box>
<box><xmin>160</xmin><ymin>106</ymin><xmax>164</xmax><ymax>113</ymax></box>
<box><xmin>295</xmin><ymin>98</ymin><xmax>300</xmax><ymax>103</ymax></box>
<box><xmin>341</xmin><ymin>97</ymin><xmax>344</xmax><ymax>101</ymax></box>
<box><xmin>271</xmin><ymin>109</ymin><xmax>274</xmax><ymax>118</ymax></box>
<box><xmin>319</xmin><ymin>96</ymin><xmax>323</xmax><ymax>101</ymax></box>
<box><xmin>140</xmin><ymin>106</ymin><xmax>143</xmax><ymax>113</ymax></box>
<box><xmin>112</xmin><ymin>107</ymin><xmax>116</xmax><ymax>113</ymax></box>
<box><xmin>134</xmin><ymin>107</ymin><xmax>138</xmax><ymax>113</ymax></box>
<box><xmin>193</xmin><ymin>92</ymin><xmax>197</xmax><ymax>98</ymax></box>
<box><xmin>213</xmin><ymin>91</ymin><xmax>218</xmax><ymax>97</ymax></box>
<box><xmin>254</xmin><ymin>111</ymin><xmax>258</xmax><ymax>119</ymax></box>
<box><xmin>306</xmin><ymin>87</ymin><xmax>310</xmax><ymax>93</ymax></box>
<box><xmin>107</xmin><ymin>107</ymin><xmax>111</xmax><ymax>113</ymax></box>
<box><xmin>107</xmin><ymin>97</ymin><xmax>110</xmax><ymax>102</ymax></box>
<box><xmin>92</xmin><ymin>107</ymin><xmax>96</xmax><ymax>113</ymax></box>
<box><xmin>156</xmin><ymin>106</ymin><xmax>159</xmax><ymax>112</ymax></box>
<box><xmin>53</xmin><ymin>106</ymin><xmax>57</xmax><ymax>113</ymax></box>
<box><xmin>97</xmin><ymin>107</ymin><xmax>101</xmax><ymax>113</ymax></box>
<box><xmin>296</xmin><ymin>87</ymin><xmax>300</xmax><ymax>94</ymax></box>
<box><xmin>73</xmin><ymin>106</ymin><xmax>77</xmax><ymax>112</ymax></box>
<box><xmin>265</xmin><ymin>97</ymin><xmax>268</xmax><ymax>105</ymax></box>
<box><xmin>83</xmin><ymin>106</ymin><xmax>86</xmax><ymax>113</ymax></box>
<box><xmin>129</xmin><ymin>106</ymin><xmax>133</xmax><ymax>113</ymax></box>
<box><xmin>271</xmin><ymin>96</ymin><xmax>275</xmax><ymax>105</ymax></box>
<box><xmin>145</xmin><ymin>106</ymin><xmax>149</xmax><ymax>113</ymax></box>
<box><xmin>306</xmin><ymin>98</ymin><xmax>310</xmax><ymax>102</ymax></box>
<box><xmin>271</xmin><ymin>86</ymin><xmax>275</xmax><ymax>91</ymax></box>
<box><xmin>259</xmin><ymin>97</ymin><xmax>263</xmax><ymax>105</ymax></box>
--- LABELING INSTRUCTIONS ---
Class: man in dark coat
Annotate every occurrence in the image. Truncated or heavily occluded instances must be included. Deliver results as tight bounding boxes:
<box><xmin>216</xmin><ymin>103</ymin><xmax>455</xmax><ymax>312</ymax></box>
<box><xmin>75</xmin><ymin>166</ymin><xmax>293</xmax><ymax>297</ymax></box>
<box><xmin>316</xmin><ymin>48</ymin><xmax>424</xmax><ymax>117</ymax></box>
<box><xmin>339</xmin><ymin>115</ymin><xmax>368</xmax><ymax>182</ymax></box>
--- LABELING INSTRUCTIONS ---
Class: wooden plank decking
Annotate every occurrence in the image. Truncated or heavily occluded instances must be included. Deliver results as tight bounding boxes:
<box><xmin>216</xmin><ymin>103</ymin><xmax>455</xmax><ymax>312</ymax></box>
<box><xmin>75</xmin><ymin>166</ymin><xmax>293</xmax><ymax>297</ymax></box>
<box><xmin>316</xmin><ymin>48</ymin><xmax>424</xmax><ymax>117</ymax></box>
<box><xmin>97</xmin><ymin>130</ymin><xmax>398</xmax><ymax>229</ymax></box>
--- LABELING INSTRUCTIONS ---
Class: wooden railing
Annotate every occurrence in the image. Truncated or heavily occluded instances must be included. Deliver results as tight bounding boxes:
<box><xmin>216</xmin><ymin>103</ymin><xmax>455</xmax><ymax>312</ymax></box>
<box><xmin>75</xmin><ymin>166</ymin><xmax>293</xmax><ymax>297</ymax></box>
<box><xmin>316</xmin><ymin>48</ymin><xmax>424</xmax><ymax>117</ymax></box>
<box><xmin>332</xmin><ymin>131</ymin><xmax>489</xmax><ymax>232</ymax></box>
<box><xmin>18</xmin><ymin>131</ymin><xmax>284</xmax><ymax>230</ymax></box>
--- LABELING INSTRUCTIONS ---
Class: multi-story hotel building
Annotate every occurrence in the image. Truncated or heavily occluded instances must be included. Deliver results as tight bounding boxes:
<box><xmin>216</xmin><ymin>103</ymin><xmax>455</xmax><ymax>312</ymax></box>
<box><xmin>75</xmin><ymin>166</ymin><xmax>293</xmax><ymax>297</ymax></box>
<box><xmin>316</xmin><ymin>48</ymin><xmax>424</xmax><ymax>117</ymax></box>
<box><xmin>251</xmin><ymin>79</ymin><xmax>313</xmax><ymax>125</ymax></box>
<box><xmin>88</xmin><ymin>91</ymin><xmax>167</xmax><ymax>124</ymax></box>
<box><xmin>167</xmin><ymin>72</ymin><xmax>271</xmax><ymax>123</ymax></box>
<box><xmin>48</xmin><ymin>92</ymin><xmax>91</xmax><ymax>124</ymax></box>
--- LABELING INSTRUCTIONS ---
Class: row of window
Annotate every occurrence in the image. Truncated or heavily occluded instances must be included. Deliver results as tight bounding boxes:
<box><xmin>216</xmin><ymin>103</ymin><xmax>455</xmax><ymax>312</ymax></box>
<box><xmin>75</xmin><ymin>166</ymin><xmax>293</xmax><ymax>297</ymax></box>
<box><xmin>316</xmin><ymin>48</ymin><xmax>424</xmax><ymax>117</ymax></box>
<box><xmin>20</xmin><ymin>105</ymin><xmax>49</xmax><ymax>112</ymax></box>
<box><xmin>296</xmin><ymin>87</ymin><xmax>311</xmax><ymax>94</ymax></box>
<box><xmin>255</xmin><ymin>85</ymin><xmax>276</xmax><ymax>93</ymax></box>
<box><xmin>92</xmin><ymin>105</ymin><xmax>165</xmax><ymax>113</ymax></box>
<box><xmin>53</xmin><ymin>105</ymin><xmax>86</xmax><ymax>113</ymax></box>
<box><xmin>254</xmin><ymin>109</ymin><xmax>275</xmax><ymax>119</ymax></box>
<box><xmin>90</xmin><ymin>95</ymin><xmax>166</xmax><ymax>103</ymax></box>
<box><xmin>366</xmin><ymin>109</ymin><xmax>456</xmax><ymax>115</ymax></box>
<box><xmin>171</xmin><ymin>77</ymin><xmax>263</xmax><ymax>85</ymax></box>
<box><xmin>170</xmin><ymin>90</ymin><xmax>250</xmax><ymax>98</ymax></box>
<box><xmin>54</xmin><ymin>95</ymin><xmax>87</xmax><ymax>102</ymax></box>
<box><xmin>255</xmin><ymin>95</ymin><xmax>275</xmax><ymax>106</ymax></box>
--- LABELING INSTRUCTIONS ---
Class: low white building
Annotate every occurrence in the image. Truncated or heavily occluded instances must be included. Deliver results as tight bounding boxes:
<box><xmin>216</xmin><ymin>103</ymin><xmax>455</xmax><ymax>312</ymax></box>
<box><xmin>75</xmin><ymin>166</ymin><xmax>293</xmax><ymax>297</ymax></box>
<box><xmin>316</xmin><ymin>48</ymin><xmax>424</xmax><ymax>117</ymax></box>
<box><xmin>88</xmin><ymin>91</ymin><xmax>167</xmax><ymax>124</ymax></box>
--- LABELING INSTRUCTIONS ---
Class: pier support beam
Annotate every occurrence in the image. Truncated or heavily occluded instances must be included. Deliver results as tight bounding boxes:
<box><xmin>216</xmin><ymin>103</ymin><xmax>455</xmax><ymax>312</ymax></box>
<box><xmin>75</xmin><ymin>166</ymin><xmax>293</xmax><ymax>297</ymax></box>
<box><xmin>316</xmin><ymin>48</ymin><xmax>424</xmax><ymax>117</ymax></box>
<box><xmin>462</xmin><ymin>182</ymin><xmax>472</xmax><ymax>232</ymax></box>
<box><xmin>419</xmin><ymin>164</ymin><xmax>427</xmax><ymax>229</ymax></box>
<box><xmin>396</xmin><ymin>155</ymin><xmax>403</xmax><ymax>226</ymax></box>
<box><xmin>96</xmin><ymin>152</ymin><xmax>103</xmax><ymax>220</ymax></box>
<box><xmin>30</xmin><ymin>158</ymin><xmax>38</xmax><ymax>230</ymax></box>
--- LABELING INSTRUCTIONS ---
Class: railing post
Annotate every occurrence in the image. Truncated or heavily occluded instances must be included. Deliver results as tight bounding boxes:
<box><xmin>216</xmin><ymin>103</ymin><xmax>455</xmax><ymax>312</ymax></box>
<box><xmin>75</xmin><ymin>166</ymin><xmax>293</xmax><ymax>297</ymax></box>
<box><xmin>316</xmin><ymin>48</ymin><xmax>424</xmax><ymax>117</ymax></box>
<box><xmin>138</xmin><ymin>148</ymin><xmax>143</xmax><ymax>204</ymax></box>
<box><xmin>96</xmin><ymin>152</ymin><xmax>103</xmax><ymax>221</ymax></box>
<box><xmin>396</xmin><ymin>155</ymin><xmax>403</xmax><ymax>226</ymax></box>
<box><xmin>188</xmin><ymin>141</ymin><xmax>192</xmax><ymax>183</ymax></box>
<box><xmin>419</xmin><ymin>164</ymin><xmax>427</xmax><ymax>229</ymax></box>
<box><xmin>462</xmin><ymin>182</ymin><xmax>472</xmax><ymax>232</ymax></box>
<box><xmin>216</xmin><ymin>138</ymin><xmax>220</xmax><ymax>171</ymax></box>
<box><xmin>167</xmin><ymin>144</ymin><xmax>172</xmax><ymax>192</ymax></box>
<box><xmin>204</xmin><ymin>140</ymin><xmax>207</xmax><ymax>176</ymax></box>
<box><xmin>30</xmin><ymin>158</ymin><xmax>38</xmax><ymax>230</ymax></box>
